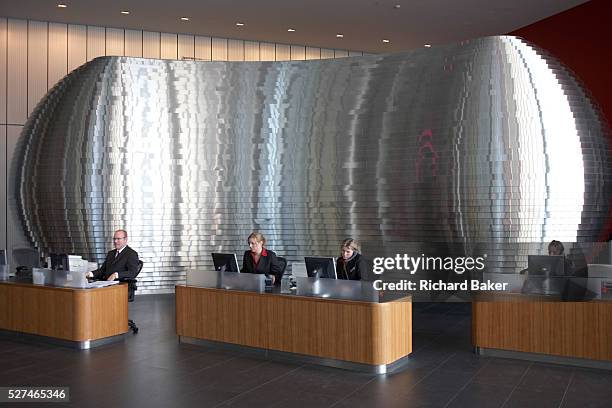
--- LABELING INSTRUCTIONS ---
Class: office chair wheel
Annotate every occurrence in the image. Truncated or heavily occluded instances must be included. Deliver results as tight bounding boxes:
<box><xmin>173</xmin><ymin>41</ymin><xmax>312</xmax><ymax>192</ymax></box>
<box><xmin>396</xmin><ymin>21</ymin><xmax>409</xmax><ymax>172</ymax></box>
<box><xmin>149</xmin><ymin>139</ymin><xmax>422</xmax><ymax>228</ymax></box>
<box><xmin>128</xmin><ymin>319</ymin><xmax>139</xmax><ymax>334</ymax></box>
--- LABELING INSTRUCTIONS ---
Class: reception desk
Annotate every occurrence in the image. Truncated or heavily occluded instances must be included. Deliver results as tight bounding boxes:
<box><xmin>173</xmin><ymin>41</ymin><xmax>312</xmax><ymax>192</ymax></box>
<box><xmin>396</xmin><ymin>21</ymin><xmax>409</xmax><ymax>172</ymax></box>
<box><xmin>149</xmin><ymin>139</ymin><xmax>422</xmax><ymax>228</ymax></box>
<box><xmin>175</xmin><ymin>272</ymin><xmax>411</xmax><ymax>373</ymax></box>
<box><xmin>472</xmin><ymin>293</ymin><xmax>612</xmax><ymax>368</ymax></box>
<box><xmin>0</xmin><ymin>280</ymin><xmax>128</xmax><ymax>348</ymax></box>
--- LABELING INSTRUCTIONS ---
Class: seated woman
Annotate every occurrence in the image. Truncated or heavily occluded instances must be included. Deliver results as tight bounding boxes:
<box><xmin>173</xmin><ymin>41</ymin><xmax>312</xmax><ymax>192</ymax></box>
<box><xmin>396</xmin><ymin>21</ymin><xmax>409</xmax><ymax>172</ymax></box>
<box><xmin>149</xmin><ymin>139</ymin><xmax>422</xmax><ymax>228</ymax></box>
<box><xmin>547</xmin><ymin>240</ymin><xmax>565</xmax><ymax>256</ymax></box>
<box><xmin>548</xmin><ymin>240</ymin><xmax>586</xmax><ymax>276</ymax></box>
<box><xmin>335</xmin><ymin>238</ymin><xmax>366</xmax><ymax>280</ymax></box>
<box><xmin>523</xmin><ymin>240</ymin><xmax>588</xmax><ymax>300</ymax></box>
<box><xmin>241</xmin><ymin>232</ymin><xmax>284</xmax><ymax>285</ymax></box>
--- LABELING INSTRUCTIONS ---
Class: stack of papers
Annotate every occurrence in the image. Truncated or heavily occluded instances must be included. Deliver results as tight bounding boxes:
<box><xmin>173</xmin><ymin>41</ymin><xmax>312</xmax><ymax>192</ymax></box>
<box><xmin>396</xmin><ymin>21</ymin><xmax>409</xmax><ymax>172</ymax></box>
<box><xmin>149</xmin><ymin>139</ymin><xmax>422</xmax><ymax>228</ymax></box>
<box><xmin>87</xmin><ymin>281</ymin><xmax>120</xmax><ymax>288</ymax></box>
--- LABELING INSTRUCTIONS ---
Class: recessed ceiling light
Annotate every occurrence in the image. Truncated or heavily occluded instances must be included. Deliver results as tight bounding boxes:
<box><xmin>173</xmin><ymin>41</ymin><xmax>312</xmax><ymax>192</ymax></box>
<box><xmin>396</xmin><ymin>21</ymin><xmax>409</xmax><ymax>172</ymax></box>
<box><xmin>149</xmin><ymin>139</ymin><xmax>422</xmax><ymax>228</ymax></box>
<box><xmin>424</xmin><ymin>44</ymin><xmax>431</xmax><ymax>48</ymax></box>
<box><xmin>336</xmin><ymin>34</ymin><xmax>344</xmax><ymax>38</ymax></box>
<box><xmin>121</xmin><ymin>10</ymin><xmax>130</xmax><ymax>15</ymax></box>
<box><xmin>394</xmin><ymin>4</ymin><xmax>401</xmax><ymax>8</ymax></box>
<box><xmin>236</xmin><ymin>22</ymin><xmax>245</xmax><ymax>27</ymax></box>
<box><xmin>57</xmin><ymin>4</ymin><xmax>67</xmax><ymax>7</ymax></box>
<box><xmin>287</xmin><ymin>28</ymin><xmax>296</xmax><ymax>32</ymax></box>
<box><xmin>382</xmin><ymin>39</ymin><xmax>390</xmax><ymax>43</ymax></box>
<box><xmin>180</xmin><ymin>17</ymin><xmax>190</xmax><ymax>21</ymax></box>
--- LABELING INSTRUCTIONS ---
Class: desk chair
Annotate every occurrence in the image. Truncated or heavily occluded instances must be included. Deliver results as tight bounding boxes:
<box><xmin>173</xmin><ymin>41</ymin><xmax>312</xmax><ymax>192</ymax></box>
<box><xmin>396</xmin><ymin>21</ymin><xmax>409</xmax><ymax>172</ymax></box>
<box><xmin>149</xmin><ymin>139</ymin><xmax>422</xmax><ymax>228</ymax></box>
<box><xmin>277</xmin><ymin>256</ymin><xmax>288</xmax><ymax>284</ymax></box>
<box><xmin>119</xmin><ymin>260</ymin><xmax>143</xmax><ymax>334</ymax></box>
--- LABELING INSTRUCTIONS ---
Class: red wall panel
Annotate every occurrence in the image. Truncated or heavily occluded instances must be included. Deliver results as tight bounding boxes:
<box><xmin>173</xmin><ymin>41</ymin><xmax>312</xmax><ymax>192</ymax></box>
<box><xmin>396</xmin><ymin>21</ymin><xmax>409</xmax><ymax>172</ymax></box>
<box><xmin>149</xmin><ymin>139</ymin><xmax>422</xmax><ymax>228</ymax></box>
<box><xmin>510</xmin><ymin>0</ymin><xmax>612</xmax><ymax>128</ymax></box>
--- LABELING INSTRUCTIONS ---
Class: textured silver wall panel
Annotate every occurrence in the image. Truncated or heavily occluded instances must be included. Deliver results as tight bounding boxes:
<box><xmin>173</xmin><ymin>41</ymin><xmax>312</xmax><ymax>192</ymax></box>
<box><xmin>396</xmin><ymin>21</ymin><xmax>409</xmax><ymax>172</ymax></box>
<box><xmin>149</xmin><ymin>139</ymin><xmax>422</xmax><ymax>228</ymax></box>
<box><xmin>321</xmin><ymin>48</ymin><xmax>335</xmax><ymax>60</ymax></box>
<box><xmin>7</xmin><ymin>19</ymin><xmax>27</xmax><ymax>124</ymax></box>
<box><xmin>290</xmin><ymin>45</ymin><xmax>305</xmax><ymax>61</ymax></box>
<box><xmin>160</xmin><ymin>33</ymin><xmax>177</xmax><ymax>60</ymax></box>
<box><xmin>305</xmin><ymin>47</ymin><xmax>320</xmax><ymax>60</ymax></box>
<box><xmin>67</xmin><ymin>25</ymin><xmax>87</xmax><ymax>73</ymax></box>
<box><xmin>195</xmin><ymin>36</ymin><xmax>212</xmax><ymax>61</ymax></box>
<box><xmin>0</xmin><ymin>18</ymin><xmax>7</xmax><ymax>124</ymax></box>
<box><xmin>27</xmin><ymin>21</ymin><xmax>48</xmax><ymax>117</ymax></box>
<box><xmin>260</xmin><ymin>42</ymin><xmax>275</xmax><ymax>61</ymax></box>
<box><xmin>334</xmin><ymin>49</ymin><xmax>349</xmax><ymax>58</ymax></box>
<box><xmin>211</xmin><ymin>38</ymin><xmax>228</xmax><ymax>61</ymax></box>
<box><xmin>275</xmin><ymin>44</ymin><xmax>289</xmax><ymax>61</ymax></box>
<box><xmin>124</xmin><ymin>29</ymin><xmax>143</xmax><ymax>58</ymax></box>
<box><xmin>142</xmin><ymin>31</ymin><xmax>160</xmax><ymax>59</ymax></box>
<box><xmin>8</xmin><ymin>125</ymin><xmax>28</xmax><ymax>259</ymax></box>
<box><xmin>0</xmin><ymin>125</ymin><xmax>6</xmax><ymax>251</ymax></box>
<box><xmin>48</xmin><ymin>23</ymin><xmax>68</xmax><ymax>90</ymax></box>
<box><xmin>86</xmin><ymin>26</ymin><xmax>105</xmax><ymax>62</ymax></box>
<box><xmin>245</xmin><ymin>41</ymin><xmax>260</xmax><ymax>62</ymax></box>
<box><xmin>15</xmin><ymin>36</ymin><xmax>612</xmax><ymax>293</ymax></box>
<box><xmin>178</xmin><ymin>34</ymin><xmax>194</xmax><ymax>60</ymax></box>
<box><xmin>105</xmin><ymin>28</ymin><xmax>124</xmax><ymax>56</ymax></box>
<box><xmin>227</xmin><ymin>39</ymin><xmax>244</xmax><ymax>61</ymax></box>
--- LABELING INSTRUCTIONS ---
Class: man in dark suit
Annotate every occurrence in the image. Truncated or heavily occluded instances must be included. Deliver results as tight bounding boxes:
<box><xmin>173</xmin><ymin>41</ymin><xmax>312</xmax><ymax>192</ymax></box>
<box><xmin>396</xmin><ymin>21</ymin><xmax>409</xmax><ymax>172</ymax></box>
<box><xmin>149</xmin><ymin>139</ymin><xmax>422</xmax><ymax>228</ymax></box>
<box><xmin>87</xmin><ymin>229</ymin><xmax>139</xmax><ymax>281</ymax></box>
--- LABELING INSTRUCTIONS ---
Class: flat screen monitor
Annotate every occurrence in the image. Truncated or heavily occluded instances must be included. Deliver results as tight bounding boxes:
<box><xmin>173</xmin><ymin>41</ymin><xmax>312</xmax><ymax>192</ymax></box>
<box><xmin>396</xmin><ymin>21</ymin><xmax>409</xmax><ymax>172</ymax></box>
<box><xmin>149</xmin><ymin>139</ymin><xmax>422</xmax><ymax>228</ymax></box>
<box><xmin>0</xmin><ymin>249</ymin><xmax>7</xmax><ymax>265</ymax></box>
<box><xmin>527</xmin><ymin>255</ymin><xmax>565</xmax><ymax>276</ymax></box>
<box><xmin>523</xmin><ymin>255</ymin><xmax>566</xmax><ymax>296</ymax></box>
<box><xmin>305</xmin><ymin>257</ymin><xmax>337</xmax><ymax>279</ymax></box>
<box><xmin>211</xmin><ymin>253</ymin><xmax>240</xmax><ymax>273</ymax></box>
<box><xmin>49</xmin><ymin>253</ymin><xmax>69</xmax><ymax>270</ymax></box>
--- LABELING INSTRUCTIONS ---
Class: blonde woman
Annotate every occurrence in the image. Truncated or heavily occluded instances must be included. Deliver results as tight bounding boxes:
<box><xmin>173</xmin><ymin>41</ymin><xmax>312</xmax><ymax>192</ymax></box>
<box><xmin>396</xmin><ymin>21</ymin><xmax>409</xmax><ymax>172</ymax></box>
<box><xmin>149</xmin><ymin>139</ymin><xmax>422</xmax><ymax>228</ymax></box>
<box><xmin>336</xmin><ymin>238</ymin><xmax>366</xmax><ymax>280</ymax></box>
<box><xmin>241</xmin><ymin>232</ymin><xmax>284</xmax><ymax>284</ymax></box>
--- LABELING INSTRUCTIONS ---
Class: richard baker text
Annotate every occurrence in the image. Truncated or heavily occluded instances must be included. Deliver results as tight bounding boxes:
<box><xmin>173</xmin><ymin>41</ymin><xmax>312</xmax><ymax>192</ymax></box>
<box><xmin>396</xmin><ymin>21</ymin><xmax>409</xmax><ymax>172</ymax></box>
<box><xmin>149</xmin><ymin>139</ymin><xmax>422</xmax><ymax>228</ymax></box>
<box><xmin>373</xmin><ymin>279</ymin><xmax>508</xmax><ymax>291</ymax></box>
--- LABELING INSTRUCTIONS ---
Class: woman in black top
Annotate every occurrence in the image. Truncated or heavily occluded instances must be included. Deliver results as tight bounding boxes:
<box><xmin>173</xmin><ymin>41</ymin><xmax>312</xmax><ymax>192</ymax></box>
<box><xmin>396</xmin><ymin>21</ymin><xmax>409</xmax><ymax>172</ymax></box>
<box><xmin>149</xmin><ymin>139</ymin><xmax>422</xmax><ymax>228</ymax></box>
<box><xmin>241</xmin><ymin>232</ymin><xmax>284</xmax><ymax>285</ymax></box>
<box><xmin>336</xmin><ymin>238</ymin><xmax>366</xmax><ymax>280</ymax></box>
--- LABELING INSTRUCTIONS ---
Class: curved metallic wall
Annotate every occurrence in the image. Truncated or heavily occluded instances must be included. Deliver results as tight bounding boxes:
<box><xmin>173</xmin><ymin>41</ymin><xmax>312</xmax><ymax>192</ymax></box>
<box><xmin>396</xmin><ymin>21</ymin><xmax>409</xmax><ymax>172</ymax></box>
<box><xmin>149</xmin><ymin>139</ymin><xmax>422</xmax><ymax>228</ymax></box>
<box><xmin>17</xmin><ymin>36</ymin><xmax>612</xmax><ymax>293</ymax></box>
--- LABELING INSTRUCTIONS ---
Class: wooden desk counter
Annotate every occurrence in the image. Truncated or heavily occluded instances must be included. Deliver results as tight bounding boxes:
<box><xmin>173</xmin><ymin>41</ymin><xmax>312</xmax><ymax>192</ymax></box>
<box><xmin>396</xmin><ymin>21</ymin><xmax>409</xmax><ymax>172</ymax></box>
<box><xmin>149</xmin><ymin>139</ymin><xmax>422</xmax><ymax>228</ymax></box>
<box><xmin>176</xmin><ymin>285</ymin><xmax>411</xmax><ymax>371</ymax></box>
<box><xmin>0</xmin><ymin>281</ymin><xmax>128</xmax><ymax>346</ymax></box>
<box><xmin>472</xmin><ymin>294</ymin><xmax>612</xmax><ymax>364</ymax></box>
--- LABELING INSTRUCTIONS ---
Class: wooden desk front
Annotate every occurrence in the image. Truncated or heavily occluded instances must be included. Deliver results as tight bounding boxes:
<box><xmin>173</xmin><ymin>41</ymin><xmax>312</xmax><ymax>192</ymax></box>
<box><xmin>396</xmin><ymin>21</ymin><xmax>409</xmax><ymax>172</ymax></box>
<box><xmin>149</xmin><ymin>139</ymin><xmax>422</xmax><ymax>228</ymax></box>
<box><xmin>0</xmin><ymin>281</ymin><xmax>128</xmax><ymax>342</ymax></box>
<box><xmin>472</xmin><ymin>294</ymin><xmax>612</xmax><ymax>362</ymax></box>
<box><xmin>175</xmin><ymin>285</ymin><xmax>411</xmax><ymax>366</ymax></box>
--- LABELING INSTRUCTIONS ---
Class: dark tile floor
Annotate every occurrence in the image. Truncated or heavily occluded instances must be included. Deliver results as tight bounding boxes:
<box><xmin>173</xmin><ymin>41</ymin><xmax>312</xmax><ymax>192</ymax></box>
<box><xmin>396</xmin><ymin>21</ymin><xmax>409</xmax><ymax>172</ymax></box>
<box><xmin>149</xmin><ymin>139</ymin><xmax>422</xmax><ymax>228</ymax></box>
<box><xmin>1</xmin><ymin>296</ymin><xmax>611</xmax><ymax>408</ymax></box>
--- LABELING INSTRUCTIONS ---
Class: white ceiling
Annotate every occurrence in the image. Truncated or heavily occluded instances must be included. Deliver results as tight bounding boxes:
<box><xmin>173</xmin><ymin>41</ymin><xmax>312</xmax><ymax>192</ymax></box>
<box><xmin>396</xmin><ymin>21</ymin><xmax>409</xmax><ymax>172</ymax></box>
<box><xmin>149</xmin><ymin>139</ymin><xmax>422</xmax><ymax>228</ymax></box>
<box><xmin>1</xmin><ymin>0</ymin><xmax>589</xmax><ymax>53</ymax></box>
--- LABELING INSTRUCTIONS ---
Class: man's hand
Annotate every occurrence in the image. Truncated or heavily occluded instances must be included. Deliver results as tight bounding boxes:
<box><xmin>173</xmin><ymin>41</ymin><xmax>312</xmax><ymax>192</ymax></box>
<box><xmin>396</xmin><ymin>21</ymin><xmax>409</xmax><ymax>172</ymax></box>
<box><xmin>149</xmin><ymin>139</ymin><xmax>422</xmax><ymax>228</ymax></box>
<box><xmin>106</xmin><ymin>272</ymin><xmax>119</xmax><ymax>281</ymax></box>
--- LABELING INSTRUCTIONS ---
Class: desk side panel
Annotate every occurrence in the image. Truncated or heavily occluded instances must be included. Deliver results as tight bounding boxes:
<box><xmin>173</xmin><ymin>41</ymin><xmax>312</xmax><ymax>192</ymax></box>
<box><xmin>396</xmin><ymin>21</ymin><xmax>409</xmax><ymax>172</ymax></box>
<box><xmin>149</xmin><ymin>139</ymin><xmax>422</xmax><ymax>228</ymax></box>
<box><xmin>374</xmin><ymin>300</ymin><xmax>412</xmax><ymax>364</ymax></box>
<box><xmin>73</xmin><ymin>284</ymin><xmax>128</xmax><ymax>341</ymax></box>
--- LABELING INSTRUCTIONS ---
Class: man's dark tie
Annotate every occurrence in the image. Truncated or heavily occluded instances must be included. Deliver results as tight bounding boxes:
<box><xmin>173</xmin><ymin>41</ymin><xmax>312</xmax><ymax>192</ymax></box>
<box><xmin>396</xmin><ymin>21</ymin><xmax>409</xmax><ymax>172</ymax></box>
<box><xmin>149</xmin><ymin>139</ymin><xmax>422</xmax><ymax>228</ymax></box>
<box><xmin>115</xmin><ymin>250</ymin><xmax>119</xmax><ymax>259</ymax></box>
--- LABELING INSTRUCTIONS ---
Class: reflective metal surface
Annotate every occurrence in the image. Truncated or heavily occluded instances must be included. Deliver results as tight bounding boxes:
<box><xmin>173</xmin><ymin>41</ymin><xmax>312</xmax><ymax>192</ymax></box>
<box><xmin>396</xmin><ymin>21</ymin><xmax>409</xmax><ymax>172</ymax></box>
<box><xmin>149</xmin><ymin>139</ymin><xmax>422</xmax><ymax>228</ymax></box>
<box><xmin>0</xmin><ymin>328</ymin><xmax>126</xmax><ymax>350</ymax></box>
<box><xmin>16</xmin><ymin>36</ymin><xmax>612</xmax><ymax>293</ymax></box>
<box><xmin>179</xmin><ymin>336</ymin><xmax>412</xmax><ymax>374</ymax></box>
<box><xmin>475</xmin><ymin>347</ymin><xmax>612</xmax><ymax>371</ymax></box>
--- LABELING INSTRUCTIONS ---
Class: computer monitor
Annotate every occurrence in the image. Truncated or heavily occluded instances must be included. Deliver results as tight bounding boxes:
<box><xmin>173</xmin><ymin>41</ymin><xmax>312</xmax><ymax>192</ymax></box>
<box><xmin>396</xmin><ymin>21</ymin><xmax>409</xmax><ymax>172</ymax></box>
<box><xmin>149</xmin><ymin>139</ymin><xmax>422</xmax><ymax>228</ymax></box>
<box><xmin>0</xmin><ymin>249</ymin><xmax>7</xmax><ymax>265</ymax></box>
<box><xmin>305</xmin><ymin>257</ymin><xmax>337</xmax><ymax>279</ymax></box>
<box><xmin>527</xmin><ymin>255</ymin><xmax>565</xmax><ymax>276</ymax></box>
<box><xmin>211</xmin><ymin>253</ymin><xmax>240</xmax><ymax>273</ymax></box>
<box><xmin>49</xmin><ymin>253</ymin><xmax>69</xmax><ymax>271</ymax></box>
<box><xmin>522</xmin><ymin>255</ymin><xmax>566</xmax><ymax>296</ymax></box>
